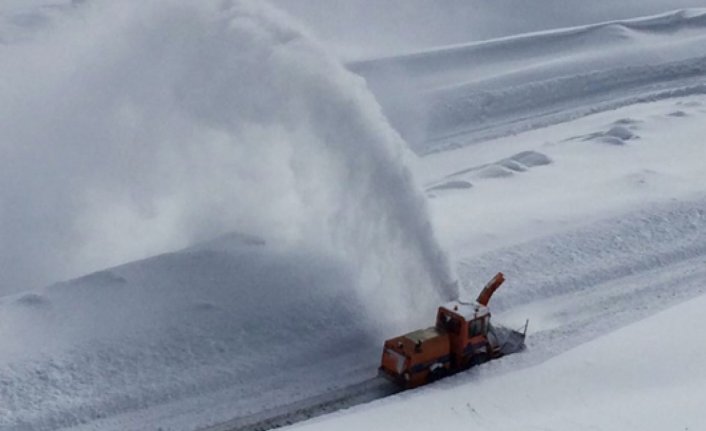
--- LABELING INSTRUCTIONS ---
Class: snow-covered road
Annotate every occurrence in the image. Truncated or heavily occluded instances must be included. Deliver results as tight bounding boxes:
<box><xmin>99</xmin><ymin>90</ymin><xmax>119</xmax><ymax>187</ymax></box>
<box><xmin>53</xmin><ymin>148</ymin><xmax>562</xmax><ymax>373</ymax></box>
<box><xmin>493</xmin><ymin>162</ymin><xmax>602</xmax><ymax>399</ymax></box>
<box><xmin>291</xmin><ymin>275</ymin><xmax>706</xmax><ymax>431</ymax></box>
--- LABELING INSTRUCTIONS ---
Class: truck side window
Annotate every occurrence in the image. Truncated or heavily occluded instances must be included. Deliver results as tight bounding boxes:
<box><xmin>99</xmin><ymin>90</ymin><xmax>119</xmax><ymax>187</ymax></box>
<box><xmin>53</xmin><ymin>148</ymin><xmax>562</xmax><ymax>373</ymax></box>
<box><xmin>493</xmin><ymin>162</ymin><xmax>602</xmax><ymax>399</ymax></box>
<box><xmin>447</xmin><ymin>317</ymin><xmax>460</xmax><ymax>334</ymax></box>
<box><xmin>469</xmin><ymin>318</ymin><xmax>484</xmax><ymax>337</ymax></box>
<box><xmin>439</xmin><ymin>313</ymin><xmax>460</xmax><ymax>334</ymax></box>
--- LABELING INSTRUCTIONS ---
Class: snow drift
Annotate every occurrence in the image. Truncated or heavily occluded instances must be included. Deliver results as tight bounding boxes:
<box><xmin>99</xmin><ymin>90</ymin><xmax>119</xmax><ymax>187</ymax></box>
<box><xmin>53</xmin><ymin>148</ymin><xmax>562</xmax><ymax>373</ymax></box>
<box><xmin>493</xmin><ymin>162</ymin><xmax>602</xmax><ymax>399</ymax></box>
<box><xmin>352</xmin><ymin>8</ymin><xmax>706</xmax><ymax>153</ymax></box>
<box><xmin>0</xmin><ymin>239</ymin><xmax>372</xmax><ymax>430</ymax></box>
<box><xmin>0</xmin><ymin>0</ymin><xmax>454</xmax><ymax>317</ymax></box>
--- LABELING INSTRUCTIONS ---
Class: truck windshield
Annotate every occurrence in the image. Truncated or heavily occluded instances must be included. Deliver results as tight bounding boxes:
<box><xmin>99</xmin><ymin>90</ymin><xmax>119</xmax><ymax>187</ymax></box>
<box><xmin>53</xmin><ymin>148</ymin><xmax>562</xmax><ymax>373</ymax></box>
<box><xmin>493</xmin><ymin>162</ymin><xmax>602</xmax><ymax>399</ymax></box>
<box><xmin>437</xmin><ymin>312</ymin><xmax>460</xmax><ymax>334</ymax></box>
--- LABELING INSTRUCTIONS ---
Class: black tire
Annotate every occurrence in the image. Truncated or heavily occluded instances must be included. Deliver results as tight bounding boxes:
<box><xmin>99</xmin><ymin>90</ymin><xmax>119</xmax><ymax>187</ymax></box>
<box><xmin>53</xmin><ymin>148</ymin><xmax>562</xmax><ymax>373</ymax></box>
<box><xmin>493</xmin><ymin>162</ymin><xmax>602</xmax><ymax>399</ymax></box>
<box><xmin>427</xmin><ymin>366</ymin><xmax>447</xmax><ymax>383</ymax></box>
<box><xmin>470</xmin><ymin>353</ymin><xmax>490</xmax><ymax>367</ymax></box>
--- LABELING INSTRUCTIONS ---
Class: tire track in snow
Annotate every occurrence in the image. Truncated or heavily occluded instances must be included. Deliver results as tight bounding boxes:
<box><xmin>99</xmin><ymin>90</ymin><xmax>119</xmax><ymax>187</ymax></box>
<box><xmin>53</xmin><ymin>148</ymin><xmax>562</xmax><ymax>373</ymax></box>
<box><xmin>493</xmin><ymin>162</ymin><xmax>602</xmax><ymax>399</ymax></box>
<box><xmin>200</xmin><ymin>378</ymin><xmax>398</xmax><ymax>431</ymax></box>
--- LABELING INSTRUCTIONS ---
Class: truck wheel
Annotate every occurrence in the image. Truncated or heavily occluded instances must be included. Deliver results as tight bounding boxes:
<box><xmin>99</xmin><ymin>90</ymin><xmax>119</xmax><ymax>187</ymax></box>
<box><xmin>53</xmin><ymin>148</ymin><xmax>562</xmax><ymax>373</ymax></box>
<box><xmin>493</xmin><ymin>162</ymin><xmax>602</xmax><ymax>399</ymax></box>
<box><xmin>427</xmin><ymin>366</ymin><xmax>447</xmax><ymax>383</ymax></box>
<box><xmin>471</xmin><ymin>353</ymin><xmax>489</xmax><ymax>367</ymax></box>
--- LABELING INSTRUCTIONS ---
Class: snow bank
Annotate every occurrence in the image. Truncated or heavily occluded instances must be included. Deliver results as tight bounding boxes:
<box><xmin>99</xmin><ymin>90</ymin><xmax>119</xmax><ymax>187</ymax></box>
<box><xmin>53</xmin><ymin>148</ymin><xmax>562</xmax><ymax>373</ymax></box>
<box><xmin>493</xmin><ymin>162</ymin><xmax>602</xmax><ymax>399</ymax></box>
<box><xmin>0</xmin><ymin>240</ymin><xmax>373</xmax><ymax>430</ymax></box>
<box><xmin>458</xmin><ymin>198</ymin><xmax>706</xmax><ymax>311</ymax></box>
<box><xmin>0</xmin><ymin>0</ymin><xmax>454</xmax><ymax>318</ymax></box>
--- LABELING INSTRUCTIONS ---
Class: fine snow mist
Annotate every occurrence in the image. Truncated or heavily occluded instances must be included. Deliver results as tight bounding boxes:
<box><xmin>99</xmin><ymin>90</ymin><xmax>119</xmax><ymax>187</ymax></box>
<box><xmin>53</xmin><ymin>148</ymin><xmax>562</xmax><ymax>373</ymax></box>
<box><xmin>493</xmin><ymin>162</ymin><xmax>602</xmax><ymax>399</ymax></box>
<box><xmin>0</xmin><ymin>0</ymin><xmax>454</xmax><ymax>322</ymax></box>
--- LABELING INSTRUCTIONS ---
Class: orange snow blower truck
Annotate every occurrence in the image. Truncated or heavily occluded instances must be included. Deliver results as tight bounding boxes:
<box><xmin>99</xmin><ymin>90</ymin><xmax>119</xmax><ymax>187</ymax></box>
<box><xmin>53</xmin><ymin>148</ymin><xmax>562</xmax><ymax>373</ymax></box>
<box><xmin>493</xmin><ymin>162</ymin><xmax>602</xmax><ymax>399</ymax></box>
<box><xmin>379</xmin><ymin>272</ymin><xmax>527</xmax><ymax>388</ymax></box>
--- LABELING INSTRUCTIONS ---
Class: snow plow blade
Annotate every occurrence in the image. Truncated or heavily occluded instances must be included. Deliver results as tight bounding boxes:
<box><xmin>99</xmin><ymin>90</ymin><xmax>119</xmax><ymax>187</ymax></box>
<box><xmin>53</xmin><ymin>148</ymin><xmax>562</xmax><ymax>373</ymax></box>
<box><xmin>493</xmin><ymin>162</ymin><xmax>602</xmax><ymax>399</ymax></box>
<box><xmin>491</xmin><ymin>320</ymin><xmax>528</xmax><ymax>355</ymax></box>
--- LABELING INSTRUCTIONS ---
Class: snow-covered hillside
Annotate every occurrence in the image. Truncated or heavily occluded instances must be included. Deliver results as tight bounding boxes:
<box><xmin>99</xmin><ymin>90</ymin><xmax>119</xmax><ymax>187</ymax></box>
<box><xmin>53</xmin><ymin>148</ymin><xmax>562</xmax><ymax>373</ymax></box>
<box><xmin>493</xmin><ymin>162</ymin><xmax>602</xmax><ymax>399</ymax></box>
<box><xmin>279</xmin><ymin>92</ymin><xmax>706</xmax><ymax>431</ymax></box>
<box><xmin>0</xmin><ymin>236</ymin><xmax>379</xmax><ymax>430</ymax></box>
<box><xmin>272</xmin><ymin>0</ymin><xmax>706</xmax><ymax>59</ymax></box>
<box><xmin>1</xmin><ymin>2</ymin><xmax>705</xmax><ymax>431</ymax></box>
<box><xmin>286</xmin><ymin>92</ymin><xmax>706</xmax><ymax>431</ymax></box>
<box><xmin>353</xmin><ymin>9</ymin><xmax>706</xmax><ymax>153</ymax></box>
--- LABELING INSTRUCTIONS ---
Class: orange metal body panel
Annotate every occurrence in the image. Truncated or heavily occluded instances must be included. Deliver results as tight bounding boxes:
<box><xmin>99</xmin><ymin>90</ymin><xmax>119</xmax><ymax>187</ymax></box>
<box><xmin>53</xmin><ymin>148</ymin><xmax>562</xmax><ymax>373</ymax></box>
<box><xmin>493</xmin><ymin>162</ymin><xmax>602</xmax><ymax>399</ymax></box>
<box><xmin>436</xmin><ymin>307</ymin><xmax>491</xmax><ymax>368</ymax></box>
<box><xmin>379</xmin><ymin>328</ymin><xmax>451</xmax><ymax>388</ymax></box>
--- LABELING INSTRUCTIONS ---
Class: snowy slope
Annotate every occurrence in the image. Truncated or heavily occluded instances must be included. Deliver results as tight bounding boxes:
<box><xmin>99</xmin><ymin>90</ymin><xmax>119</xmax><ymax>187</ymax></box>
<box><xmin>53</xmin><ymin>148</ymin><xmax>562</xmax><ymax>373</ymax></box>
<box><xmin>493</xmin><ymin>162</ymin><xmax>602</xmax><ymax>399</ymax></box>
<box><xmin>286</xmin><ymin>95</ymin><xmax>706</xmax><ymax>431</ymax></box>
<box><xmin>284</xmin><ymin>95</ymin><xmax>706</xmax><ymax>431</ymax></box>
<box><xmin>1</xmin><ymin>3</ymin><xmax>706</xmax><ymax>431</ymax></box>
<box><xmin>2</xmin><ymin>80</ymin><xmax>704</xmax><ymax>431</ymax></box>
<box><xmin>0</xmin><ymin>1</ymin><xmax>453</xmax><ymax>429</ymax></box>
<box><xmin>352</xmin><ymin>9</ymin><xmax>706</xmax><ymax>153</ymax></box>
<box><xmin>284</xmin><ymin>31</ymin><xmax>706</xmax><ymax>430</ymax></box>
<box><xmin>272</xmin><ymin>0</ymin><xmax>706</xmax><ymax>59</ymax></box>
<box><xmin>423</xmin><ymin>95</ymin><xmax>706</xmax><ymax>258</ymax></box>
<box><xmin>0</xmin><ymin>237</ymin><xmax>380</xmax><ymax>430</ymax></box>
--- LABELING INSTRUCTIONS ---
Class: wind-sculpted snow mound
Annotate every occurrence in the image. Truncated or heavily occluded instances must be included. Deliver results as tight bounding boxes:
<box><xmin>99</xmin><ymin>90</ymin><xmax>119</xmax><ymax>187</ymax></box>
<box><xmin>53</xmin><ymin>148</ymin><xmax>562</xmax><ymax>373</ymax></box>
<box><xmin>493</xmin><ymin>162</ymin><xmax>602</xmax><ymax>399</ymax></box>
<box><xmin>0</xmin><ymin>0</ymin><xmax>453</xmax><ymax>316</ymax></box>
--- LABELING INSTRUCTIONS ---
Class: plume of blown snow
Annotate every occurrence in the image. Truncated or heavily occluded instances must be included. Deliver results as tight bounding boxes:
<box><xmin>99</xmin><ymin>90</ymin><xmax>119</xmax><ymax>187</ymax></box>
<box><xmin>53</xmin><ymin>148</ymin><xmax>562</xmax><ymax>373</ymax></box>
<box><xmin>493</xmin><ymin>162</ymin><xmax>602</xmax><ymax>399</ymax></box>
<box><xmin>0</xmin><ymin>0</ymin><xmax>454</xmax><ymax>325</ymax></box>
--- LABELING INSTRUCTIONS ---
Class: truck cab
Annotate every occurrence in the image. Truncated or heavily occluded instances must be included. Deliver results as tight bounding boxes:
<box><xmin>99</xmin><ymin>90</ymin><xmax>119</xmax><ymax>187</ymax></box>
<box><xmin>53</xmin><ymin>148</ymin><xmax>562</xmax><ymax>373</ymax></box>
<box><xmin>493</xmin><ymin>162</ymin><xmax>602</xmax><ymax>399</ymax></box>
<box><xmin>379</xmin><ymin>272</ymin><xmax>525</xmax><ymax>389</ymax></box>
<box><xmin>437</xmin><ymin>301</ymin><xmax>496</xmax><ymax>369</ymax></box>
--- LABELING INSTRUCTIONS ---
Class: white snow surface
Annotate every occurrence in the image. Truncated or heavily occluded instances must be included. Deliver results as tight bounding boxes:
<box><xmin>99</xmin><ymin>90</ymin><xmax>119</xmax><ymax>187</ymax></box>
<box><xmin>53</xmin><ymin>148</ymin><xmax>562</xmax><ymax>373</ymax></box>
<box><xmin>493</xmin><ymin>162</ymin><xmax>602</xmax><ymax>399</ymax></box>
<box><xmin>352</xmin><ymin>8</ymin><xmax>706</xmax><ymax>153</ymax></box>
<box><xmin>287</xmin><ymin>92</ymin><xmax>706</xmax><ymax>431</ymax></box>
<box><xmin>292</xmin><ymin>291</ymin><xmax>706</xmax><ymax>431</ymax></box>
<box><xmin>0</xmin><ymin>239</ymin><xmax>378</xmax><ymax>430</ymax></box>
<box><xmin>1</xmin><ymin>3</ymin><xmax>706</xmax><ymax>431</ymax></box>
